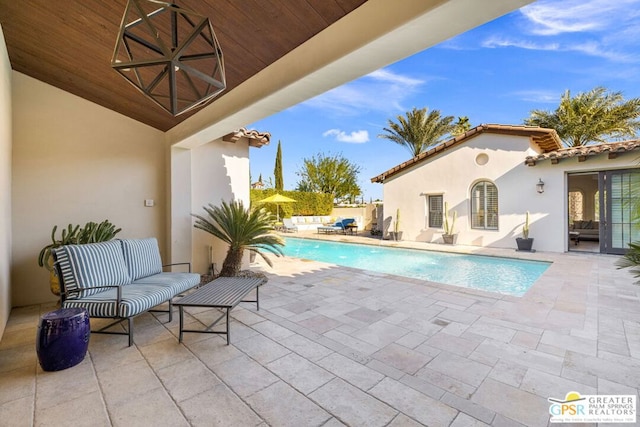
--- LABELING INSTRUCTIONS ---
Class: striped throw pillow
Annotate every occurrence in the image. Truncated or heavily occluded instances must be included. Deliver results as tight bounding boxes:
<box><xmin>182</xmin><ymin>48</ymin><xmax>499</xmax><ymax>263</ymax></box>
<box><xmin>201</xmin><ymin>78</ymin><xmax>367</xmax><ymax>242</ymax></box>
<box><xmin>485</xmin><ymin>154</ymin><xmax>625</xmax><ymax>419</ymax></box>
<box><xmin>120</xmin><ymin>238</ymin><xmax>163</xmax><ymax>280</ymax></box>
<box><xmin>57</xmin><ymin>240</ymin><xmax>131</xmax><ymax>298</ymax></box>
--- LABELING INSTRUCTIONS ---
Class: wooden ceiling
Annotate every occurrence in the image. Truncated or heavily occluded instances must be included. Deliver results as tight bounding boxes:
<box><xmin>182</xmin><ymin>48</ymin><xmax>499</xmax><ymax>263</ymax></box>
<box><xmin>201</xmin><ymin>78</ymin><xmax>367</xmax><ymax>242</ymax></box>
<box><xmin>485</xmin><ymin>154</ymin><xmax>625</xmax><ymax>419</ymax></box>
<box><xmin>0</xmin><ymin>0</ymin><xmax>367</xmax><ymax>131</ymax></box>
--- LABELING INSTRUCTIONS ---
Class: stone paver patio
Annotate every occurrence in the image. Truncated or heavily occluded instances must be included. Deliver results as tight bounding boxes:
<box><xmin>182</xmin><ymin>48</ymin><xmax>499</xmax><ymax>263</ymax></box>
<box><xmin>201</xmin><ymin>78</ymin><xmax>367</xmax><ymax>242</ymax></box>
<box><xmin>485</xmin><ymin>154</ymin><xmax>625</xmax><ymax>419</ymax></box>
<box><xmin>1</xmin><ymin>234</ymin><xmax>639</xmax><ymax>426</ymax></box>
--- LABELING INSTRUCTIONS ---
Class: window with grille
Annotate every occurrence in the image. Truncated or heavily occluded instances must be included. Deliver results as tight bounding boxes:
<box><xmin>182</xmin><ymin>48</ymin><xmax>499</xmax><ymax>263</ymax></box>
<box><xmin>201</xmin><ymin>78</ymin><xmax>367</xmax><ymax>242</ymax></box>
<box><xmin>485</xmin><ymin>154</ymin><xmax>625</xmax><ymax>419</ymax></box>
<box><xmin>470</xmin><ymin>181</ymin><xmax>498</xmax><ymax>230</ymax></box>
<box><xmin>428</xmin><ymin>195</ymin><xmax>443</xmax><ymax>228</ymax></box>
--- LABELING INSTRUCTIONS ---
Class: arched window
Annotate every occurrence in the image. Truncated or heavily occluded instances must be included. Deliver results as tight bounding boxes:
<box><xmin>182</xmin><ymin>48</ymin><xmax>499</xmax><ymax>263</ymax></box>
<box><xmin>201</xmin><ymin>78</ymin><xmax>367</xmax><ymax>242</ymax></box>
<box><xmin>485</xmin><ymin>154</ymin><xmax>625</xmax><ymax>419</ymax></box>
<box><xmin>471</xmin><ymin>181</ymin><xmax>498</xmax><ymax>230</ymax></box>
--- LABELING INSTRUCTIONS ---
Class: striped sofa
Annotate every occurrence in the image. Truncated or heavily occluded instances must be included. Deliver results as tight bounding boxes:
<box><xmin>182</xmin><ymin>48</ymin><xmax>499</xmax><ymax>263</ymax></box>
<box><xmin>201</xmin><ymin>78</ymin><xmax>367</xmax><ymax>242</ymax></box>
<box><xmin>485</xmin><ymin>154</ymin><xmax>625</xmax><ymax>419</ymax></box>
<box><xmin>52</xmin><ymin>238</ymin><xmax>199</xmax><ymax>346</ymax></box>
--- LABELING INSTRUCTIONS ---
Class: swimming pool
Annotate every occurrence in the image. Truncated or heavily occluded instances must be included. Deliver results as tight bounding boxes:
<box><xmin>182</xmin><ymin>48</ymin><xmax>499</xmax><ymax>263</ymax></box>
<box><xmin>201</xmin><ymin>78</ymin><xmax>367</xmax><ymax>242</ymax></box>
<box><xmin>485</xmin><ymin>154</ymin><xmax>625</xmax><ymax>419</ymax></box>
<box><xmin>282</xmin><ymin>238</ymin><xmax>550</xmax><ymax>296</ymax></box>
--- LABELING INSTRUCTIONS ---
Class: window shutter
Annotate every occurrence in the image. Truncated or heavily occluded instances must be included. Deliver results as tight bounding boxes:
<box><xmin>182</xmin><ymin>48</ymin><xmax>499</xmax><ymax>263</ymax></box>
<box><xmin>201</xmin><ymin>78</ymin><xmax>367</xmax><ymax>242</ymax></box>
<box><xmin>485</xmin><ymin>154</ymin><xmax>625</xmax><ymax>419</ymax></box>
<box><xmin>471</xmin><ymin>181</ymin><xmax>498</xmax><ymax>230</ymax></box>
<box><xmin>428</xmin><ymin>195</ymin><xmax>443</xmax><ymax>228</ymax></box>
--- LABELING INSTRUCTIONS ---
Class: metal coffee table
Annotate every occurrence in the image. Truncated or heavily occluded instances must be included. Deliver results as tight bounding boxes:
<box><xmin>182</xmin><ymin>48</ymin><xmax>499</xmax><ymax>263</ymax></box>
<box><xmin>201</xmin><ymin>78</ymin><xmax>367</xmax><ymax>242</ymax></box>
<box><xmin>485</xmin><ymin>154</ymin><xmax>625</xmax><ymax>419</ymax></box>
<box><xmin>174</xmin><ymin>276</ymin><xmax>266</xmax><ymax>344</ymax></box>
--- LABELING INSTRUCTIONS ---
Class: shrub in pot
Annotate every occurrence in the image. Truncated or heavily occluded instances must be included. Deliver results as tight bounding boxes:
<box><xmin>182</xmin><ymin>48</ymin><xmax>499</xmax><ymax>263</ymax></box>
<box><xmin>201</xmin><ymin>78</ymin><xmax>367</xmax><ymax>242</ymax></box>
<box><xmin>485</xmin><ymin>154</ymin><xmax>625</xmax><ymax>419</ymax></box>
<box><xmin>38</xmin><ymin>220</ymin><xmax>122</xmax><ymax>295</ymax></box>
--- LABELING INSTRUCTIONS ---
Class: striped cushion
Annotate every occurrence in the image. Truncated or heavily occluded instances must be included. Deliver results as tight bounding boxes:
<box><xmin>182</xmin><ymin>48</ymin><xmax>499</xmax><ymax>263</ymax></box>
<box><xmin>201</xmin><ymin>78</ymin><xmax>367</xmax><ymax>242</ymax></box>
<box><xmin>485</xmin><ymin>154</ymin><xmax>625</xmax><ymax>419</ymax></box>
<box><xmin>62</xmin><ymin>284</ymin><xmax>173</xmax><ymax>318</ymax></box>
<box><xmin>120</xmin><ymin>238</ymin><xmax>163</xmax><ymax>280</ymax></box>
<box><xmin>55</xmin><ymin>241</ymin><xmax>131</xmax><ymax>298</ymax></box>
<box><xmin>132</xmin><ymin>272</ymin><xmax>200</xmax><ymax>295</ymax></box>
<box><xmin>53</xmin><ymin>247</ymin><xmax>80</xmax><ymax>297</ymax></box>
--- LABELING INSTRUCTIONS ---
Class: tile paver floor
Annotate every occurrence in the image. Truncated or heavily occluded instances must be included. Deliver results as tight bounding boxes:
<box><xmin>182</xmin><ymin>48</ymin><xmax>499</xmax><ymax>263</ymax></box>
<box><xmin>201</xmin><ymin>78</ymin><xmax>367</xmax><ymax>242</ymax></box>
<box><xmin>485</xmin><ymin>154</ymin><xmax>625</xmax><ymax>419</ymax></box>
<box><xmin>1</xmin><ymin>234</ymin><xmax>639</xmax><ymax>426</ymax></box>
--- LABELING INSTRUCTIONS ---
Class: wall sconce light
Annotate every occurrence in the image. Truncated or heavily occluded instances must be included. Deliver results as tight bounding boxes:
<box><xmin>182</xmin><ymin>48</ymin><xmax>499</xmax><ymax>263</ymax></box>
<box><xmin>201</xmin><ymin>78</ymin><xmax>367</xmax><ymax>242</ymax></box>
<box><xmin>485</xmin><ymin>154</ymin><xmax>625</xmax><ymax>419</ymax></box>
<box><xmin>111</xmin><ymin>0</ymin><xmax>226</xmax><ymax>116</ymax></box>
<box><xmin>536</xmin><ymin>178</ymin><xmax>545</xmax><ymax>194</ymax></box>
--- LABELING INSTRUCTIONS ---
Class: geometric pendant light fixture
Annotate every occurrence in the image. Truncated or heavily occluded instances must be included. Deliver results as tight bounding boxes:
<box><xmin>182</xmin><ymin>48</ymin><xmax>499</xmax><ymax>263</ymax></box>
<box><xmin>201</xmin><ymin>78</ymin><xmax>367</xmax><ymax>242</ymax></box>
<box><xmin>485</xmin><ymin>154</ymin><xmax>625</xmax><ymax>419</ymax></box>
<box><xmin>111</xmin><ymin>0</ymin><xmax>226</xmax><ymax>116</ymax></box>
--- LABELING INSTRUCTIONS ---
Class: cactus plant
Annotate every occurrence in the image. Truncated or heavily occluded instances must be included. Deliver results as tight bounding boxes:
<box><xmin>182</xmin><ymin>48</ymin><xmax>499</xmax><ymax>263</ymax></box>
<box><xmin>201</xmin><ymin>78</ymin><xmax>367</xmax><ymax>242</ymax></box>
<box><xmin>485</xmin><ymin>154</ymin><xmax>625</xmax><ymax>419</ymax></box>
<box><xmin>442</xmin><ymin>202</ymin><xmax>458</xmax><ymax>244</ymax></box>
<box><xmin>38</xmin><ymin>220</ymin><xmax>122</xmax><ymax>296</ymax></box>
<box><xmin>522</xmin><ymin>211</ymin><xmax>530</xmax><ymax>239</ymax></box>
<box><xmin>388</xmin><ymin>208</ymin><xmax>403</xmax><ymax>241</ymax></box>
<box><xmin>516</xmin><ymin>211</ymin><xmax>534</xmax><ymax>251</ymax></box>
<box><xmin>38</xmin><ymin>220</ymin><xmax>122</xmax><ymax>271</ymax></box>
<box><xmin>443</xmin><ymin>202</ymin><xmax>457</xmax><ymax>235</ymax></box>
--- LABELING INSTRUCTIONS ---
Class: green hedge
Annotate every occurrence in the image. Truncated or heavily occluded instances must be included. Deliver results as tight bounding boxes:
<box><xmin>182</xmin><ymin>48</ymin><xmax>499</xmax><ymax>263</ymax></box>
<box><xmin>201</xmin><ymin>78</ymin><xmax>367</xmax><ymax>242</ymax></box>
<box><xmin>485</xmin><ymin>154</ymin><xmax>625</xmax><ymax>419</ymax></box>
<box><xmin>250</xmin><ymin>189</ymin><xmax>333</xmax><ymax>218</ymax></box>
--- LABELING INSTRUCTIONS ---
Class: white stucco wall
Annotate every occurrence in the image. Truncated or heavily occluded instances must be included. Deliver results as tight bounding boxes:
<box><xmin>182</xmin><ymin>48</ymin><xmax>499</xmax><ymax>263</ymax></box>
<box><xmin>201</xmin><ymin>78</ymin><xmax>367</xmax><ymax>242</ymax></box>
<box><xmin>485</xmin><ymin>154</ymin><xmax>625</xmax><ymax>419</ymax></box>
<box><xmin>191</xmin><ymin>138</ymin><xmax>251</xmax><ymax>274</ymax></box>
<box><xmin>10</xmin><ymin>70</ymin><xmax>257</xmax><ymax>306</ymax></box>
<box><xmin>169</xmin><ymin>137</ymin><xmax>251</xmax><ymax>276</ymax></box>
<box><xmin>11</xmin><ymin>72</ymin><xmax>166</xmax><ymax>306</ymax></box>
<box><xmin>381</xmin><ymin>133</ymin><xmax>640</xmax><ymax>253</ymax></box>
<box><xmin>169</xmin><ymin>146</ymin><xmax>193</xmax><ymax>268</ymax></box>
<box><xmin>0</xmin><ymin>26</ymin><xmax>12</xmax><ymax>338</ymax></box>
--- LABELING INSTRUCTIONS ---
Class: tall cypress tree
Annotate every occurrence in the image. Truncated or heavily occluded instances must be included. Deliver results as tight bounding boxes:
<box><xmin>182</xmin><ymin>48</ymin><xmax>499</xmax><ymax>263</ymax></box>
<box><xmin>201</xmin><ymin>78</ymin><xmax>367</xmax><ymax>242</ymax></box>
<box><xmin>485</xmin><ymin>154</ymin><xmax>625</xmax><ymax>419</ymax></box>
<box><xmin>274</xmin><ymin>140</ymin><xmax>284</xmax><ymax>191</ymax></box>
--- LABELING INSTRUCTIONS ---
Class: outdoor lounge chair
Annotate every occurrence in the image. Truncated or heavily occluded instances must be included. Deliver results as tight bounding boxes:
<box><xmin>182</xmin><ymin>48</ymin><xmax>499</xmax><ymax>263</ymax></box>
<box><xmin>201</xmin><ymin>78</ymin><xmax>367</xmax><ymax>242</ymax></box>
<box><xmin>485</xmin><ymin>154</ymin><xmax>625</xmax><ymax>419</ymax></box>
<box><xmin>317</xmin><ymin>218</ymin><xmax>355</xmax><ymax>234</ymax></box>
<box><xmin>282</xmin><ymin>218</ymin><xmax>298</xmax><ymax>233</ymax></box>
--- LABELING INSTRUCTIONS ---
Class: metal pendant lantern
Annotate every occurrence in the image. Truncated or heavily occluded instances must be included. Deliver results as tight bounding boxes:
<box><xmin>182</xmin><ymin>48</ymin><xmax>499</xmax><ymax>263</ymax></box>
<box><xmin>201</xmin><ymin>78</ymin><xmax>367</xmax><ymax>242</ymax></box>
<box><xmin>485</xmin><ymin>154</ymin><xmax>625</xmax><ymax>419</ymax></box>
<box><xmin>111</xmin><ymin>0</ymin><xmax>226</xmax><ymax>116</ymax></box>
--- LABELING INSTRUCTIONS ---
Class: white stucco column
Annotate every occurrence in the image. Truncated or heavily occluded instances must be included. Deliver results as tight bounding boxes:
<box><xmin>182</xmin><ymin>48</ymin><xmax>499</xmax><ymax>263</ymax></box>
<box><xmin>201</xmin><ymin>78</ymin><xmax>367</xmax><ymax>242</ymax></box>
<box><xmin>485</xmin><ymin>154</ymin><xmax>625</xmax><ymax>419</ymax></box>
<box><xmin>169</xmin><ymin>146</ymin><xmax>193</xmax><ymax>266</ymax></box>
<box><xmin>170</xmin><ymin>136</ymin><xmax>252</xmax><ymax>275</ymax></box>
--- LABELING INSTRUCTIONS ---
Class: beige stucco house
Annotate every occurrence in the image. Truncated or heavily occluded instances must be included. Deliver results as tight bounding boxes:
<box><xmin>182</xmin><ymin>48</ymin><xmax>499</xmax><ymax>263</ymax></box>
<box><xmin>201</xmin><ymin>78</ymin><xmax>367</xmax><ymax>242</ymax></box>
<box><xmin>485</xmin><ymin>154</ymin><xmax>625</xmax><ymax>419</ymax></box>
<box><xmin>372</xmin><ymin>124</ymin><xmax>640</xmax><ymax>254</ymax></box>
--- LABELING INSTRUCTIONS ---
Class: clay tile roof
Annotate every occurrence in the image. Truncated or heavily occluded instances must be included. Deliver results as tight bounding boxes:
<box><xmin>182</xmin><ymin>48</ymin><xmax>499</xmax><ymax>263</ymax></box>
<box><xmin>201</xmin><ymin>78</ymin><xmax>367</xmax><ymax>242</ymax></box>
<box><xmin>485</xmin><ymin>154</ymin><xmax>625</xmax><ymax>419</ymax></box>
<box><xmin>524</xmin><ymin>139</ymin><xmax>640</xmax><ymax>166</ymax></box>
<box><xmin>222</xmin><ymin>128</ymin><xmax>271</xmax><ymax>147</ymax></box>
<box><xmin>371</xmin><ymin>124</ymin><xmax>561</xmax><ymax>183</ymax></box>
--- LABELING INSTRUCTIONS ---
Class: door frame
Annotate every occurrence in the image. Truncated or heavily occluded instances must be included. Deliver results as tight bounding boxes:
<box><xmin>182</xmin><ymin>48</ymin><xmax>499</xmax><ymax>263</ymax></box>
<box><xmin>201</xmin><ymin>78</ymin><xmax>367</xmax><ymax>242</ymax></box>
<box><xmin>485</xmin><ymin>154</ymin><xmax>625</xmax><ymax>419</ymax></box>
<box><xmin>600</xmin><ymin>168</ymin><xmax>640</xmax><ymax>255</ymax></box>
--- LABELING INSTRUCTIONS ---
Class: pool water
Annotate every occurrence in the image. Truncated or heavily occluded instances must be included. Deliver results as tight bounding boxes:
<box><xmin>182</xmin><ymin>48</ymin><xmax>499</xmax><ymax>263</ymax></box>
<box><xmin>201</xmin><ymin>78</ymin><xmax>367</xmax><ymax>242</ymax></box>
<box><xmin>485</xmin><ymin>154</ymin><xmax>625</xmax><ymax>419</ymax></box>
<box><xmin>282</xmin><ymin>238</ymin><xmax>550</xmax><ymax>296</ymax></box>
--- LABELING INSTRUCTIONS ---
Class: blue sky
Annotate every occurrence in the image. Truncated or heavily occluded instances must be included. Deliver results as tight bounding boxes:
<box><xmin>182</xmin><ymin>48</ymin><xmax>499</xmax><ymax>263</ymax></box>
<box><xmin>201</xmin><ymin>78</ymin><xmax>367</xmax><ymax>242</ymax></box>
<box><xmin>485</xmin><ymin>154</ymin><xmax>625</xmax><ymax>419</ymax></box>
<box><xmin>248</xmin><ymin>0</ymin><xmax>640</xmax><ymax>201</ymax></box>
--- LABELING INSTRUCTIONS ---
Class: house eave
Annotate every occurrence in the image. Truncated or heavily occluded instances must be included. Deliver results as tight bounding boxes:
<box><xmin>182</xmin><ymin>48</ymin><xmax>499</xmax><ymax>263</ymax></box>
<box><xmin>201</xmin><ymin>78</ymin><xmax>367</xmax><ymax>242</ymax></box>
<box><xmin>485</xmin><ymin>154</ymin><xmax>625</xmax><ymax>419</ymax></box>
<box><xmin>371</xmin><ymin>124</ymin><xmax>561</xmax><ymax>183</ymax></box>
<box><xmin>525</xmin><ymin>140</ymin><xmax>640</xmax><ymax>166</ymax></box>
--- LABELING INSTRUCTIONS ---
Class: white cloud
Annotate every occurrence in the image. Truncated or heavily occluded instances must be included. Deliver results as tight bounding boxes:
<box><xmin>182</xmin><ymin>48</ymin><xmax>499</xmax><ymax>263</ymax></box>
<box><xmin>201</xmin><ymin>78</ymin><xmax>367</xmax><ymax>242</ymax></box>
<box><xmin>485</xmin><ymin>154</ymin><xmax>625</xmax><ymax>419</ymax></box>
<box><xmin>511</xmin><ymin>90</ymin><xmax>560</xmax><ymax>103</ymax></box>
<box><xmin>482</xmin><ymin>36</ymin><xmax>634</xmax><ymax>62</ymax></box>
<box><xmin>474</xmin><ymin>0</ymin><xmax>640</xmax><ymax>63</ymax></box>
<box><xmin>570</xmin><ymin>41</ymin><xmax>634</xmax><ymax>62</ymax></box>
<box><xmin>520</xmin><ymin>0</ymin><xmax>640</xmax><ymax>36</ymax></box>
<box><xmin>482</xmin><ymin>36</ymin><xmax>559</xmax><ymax>51</ymax></box>
<box><xmin>323</xmin><ymin>129</ymin><xmax>369</xmax><ymax>144</ymax></box>
<box><xmin>367</xmin><ymin>69</ymin><xmax>424</xmax><ymax>86</ymax></box>
<box><xmin>301</xmin><ymin>68</ymin><xmax>427</xmax><ymax>115</ymax></box>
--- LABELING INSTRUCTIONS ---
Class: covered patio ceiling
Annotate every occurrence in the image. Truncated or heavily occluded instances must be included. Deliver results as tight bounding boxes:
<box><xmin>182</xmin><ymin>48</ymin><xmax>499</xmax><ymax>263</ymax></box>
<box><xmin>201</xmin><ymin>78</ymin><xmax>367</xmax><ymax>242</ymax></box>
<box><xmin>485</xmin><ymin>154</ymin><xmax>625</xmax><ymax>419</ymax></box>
<box><xmin>0</xmin><ymin>0</ymin><xmax>533</xmax><ymax>145</ymax></box>
<box><xmin>1</xmin><ymin>0</ymin><xmax>367</xmax><ymax>131</ymax></box>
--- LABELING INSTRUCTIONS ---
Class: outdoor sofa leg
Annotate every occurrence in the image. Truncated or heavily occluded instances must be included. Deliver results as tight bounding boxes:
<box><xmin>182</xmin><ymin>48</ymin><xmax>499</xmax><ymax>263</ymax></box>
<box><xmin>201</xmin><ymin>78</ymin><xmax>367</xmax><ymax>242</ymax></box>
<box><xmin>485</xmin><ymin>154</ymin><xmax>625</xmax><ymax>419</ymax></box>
<box><xmin>179</xmin><ymin>306</ymin><xmax>184</xmax><ymax>343</ymax></box>
<box><xmin>226</xmin><ymin>308</ymin><xmax>230</xmax><ymax>345</ymax></box>
<box><xmin>128</xmin><ymin>318</ymin><xmax>133</xmax><ymax>347</ymax></box>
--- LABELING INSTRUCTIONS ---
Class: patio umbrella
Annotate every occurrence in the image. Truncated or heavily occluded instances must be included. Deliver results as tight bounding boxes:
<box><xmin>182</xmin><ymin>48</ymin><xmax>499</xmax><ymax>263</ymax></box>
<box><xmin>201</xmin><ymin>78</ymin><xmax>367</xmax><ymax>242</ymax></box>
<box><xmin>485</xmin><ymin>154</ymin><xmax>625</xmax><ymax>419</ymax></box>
<box><xmin>256</xmin><ymin>193</ymin><xmax>296</xmax><ymax>222</ymax></box>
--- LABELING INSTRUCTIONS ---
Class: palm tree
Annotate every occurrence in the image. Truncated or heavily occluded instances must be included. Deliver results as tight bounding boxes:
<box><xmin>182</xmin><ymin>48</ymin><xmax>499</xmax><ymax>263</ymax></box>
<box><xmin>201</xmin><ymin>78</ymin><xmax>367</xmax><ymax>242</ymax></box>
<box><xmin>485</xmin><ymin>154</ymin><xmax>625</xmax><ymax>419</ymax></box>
<box><xmin>192</xmin><ymin>200</ymin><xmax>284</xmax><ymax>277</ymax></box>
<box><xmin>525</xmin><ymin>87</ymin><xmax>640</xmax><ymax>147</ymax></box>
<box><xmin>617</xmin><ymin>242</ymin><xmax>640</xmax><ymax>284</ymax></box>
<box><xmin>451</xmin><ymin>116</ymin><xmax>471</xmax><ymax>136</ymax></box>
<box><xmin>378</xmin><ymin>107</ymin><xmax>455</xmax><ymax>157</ymax></box>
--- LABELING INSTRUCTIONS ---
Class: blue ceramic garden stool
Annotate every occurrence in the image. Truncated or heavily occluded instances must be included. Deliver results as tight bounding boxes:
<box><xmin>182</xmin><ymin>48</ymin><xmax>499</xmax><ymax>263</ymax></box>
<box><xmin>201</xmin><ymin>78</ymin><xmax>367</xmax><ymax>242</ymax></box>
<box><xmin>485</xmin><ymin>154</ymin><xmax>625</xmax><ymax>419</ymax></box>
<box><xmin>36</xmin><ymin>307</ymin><xmax>90</xmax><ymax>371</ymax></box>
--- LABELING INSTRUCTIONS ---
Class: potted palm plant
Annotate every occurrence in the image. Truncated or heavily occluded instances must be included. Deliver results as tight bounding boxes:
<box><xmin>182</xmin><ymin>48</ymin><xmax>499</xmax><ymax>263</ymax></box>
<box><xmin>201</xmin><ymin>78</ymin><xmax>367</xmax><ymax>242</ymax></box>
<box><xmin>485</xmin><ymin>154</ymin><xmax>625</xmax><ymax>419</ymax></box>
<box><xmin>442</xmin><ymin>202</ymin><xmax>458</xmax><ymax>244</ymax></box>
<box><xmin>516</xmin><ymin>211</ymin><xmax>534</xmax><ymax>252</ymax></box>
<box><xmin>192</xmin><ymin>200</ymin><xmax>285</xmax><ymax>277</ymax></box>
<box><xmin>38</xmin><ymin>220</ymin><xmax>122</xmax><ymax>295</ymax></box>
